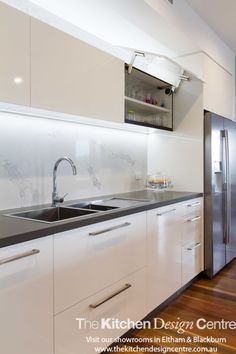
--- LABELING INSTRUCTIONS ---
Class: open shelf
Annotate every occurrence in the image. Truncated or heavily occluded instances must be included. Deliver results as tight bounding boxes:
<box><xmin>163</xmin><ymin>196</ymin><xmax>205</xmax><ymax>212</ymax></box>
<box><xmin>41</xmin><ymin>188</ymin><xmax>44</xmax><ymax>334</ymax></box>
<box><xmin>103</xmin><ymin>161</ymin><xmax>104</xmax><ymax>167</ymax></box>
<box><xmin>124</xmin><ymin>65</ymin><xmax>173</xmax><ymax>131</ymax></box>
<box><xmin>125</xmin><ymin>96</ymin><xmax>170</xmax><ymax>114</ymax></box>
<box><xmin>125</xmin><ymin>119</ymin><xmax>173</xmax><ymax>131</ymax></box>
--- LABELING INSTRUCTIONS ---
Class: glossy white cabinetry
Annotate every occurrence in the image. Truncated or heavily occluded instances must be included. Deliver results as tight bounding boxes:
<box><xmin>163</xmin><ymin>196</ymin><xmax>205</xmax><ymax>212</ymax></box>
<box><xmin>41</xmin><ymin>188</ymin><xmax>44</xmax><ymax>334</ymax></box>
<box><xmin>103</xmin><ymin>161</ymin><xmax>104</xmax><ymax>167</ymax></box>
<box><xmin>147</xmin><ymin>197</ymin><xmax>203</xmax><ymax>313</ymax></box>
<box><xmin>31</xmin><ymin>18</ymin><xmax>124</xmax><ymax>123</ymax></box>
<box><xmin>0</xmin><ymin>236</ymin><xmax>53</xmax><ymax>354</ymax></box>
<box><xmin>203</xmin><ymin>55</ymin><xmax>233</xmax><ymax>119</ymax></box>
<box><xmin>180</xmin><ymin>198</ymin><xmax>204</xmax><ymax>284</ymax></box>
<box><xmin>54</xmin><ymin>212</ymin><xmax>146</xmax><ymax>314</ymax></box>
<box><xmin>176</xmin><ymin>52</ymin><xmax>233</xmax><ymax>119</ymax></box>
<box><xmin>0</xmin><ymin>2</ymin><xmax>30</xmax><ymax>106</ymax></box>
<box><xmin>55</xmin><ymin>268</ymin><xmax>147</xmax><ymax>354</ymax></box>
<box><xmin>147</xmin><ymin>204</ymin><xmax>182</xmax><ymax>311</ymax></box>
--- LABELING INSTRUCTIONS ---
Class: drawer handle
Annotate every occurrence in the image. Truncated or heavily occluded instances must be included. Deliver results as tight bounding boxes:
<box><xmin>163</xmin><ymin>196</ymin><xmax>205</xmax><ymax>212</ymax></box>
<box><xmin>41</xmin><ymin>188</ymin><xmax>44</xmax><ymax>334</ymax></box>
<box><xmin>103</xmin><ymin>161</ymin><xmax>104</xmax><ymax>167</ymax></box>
<box><xmin>89</xmin><ymin>283</ymin><xmax>132</xmax><ymax>309</ymax></box>
<box><xmin>187</xmin><ymin>242</ymin><xmax>201</xmax><ymax>251</ymax></box>
<box><xmin>0</xmin><ymin>249</ymin><xmax>40</xmax><ymax>265</ymax></box>
<box><xmin>89</xmin><ymin>222</ymin><xmax>131</xmax><ymax>236</ymax></box>
<box><xmin>187</xmin><ymin>216</ymin><xmax>201</xmax><ymax>222</ymax></box>
<box><xmin>187</xmin><ymin>202</ymin><xmax>200</xmax><ymax>208</ymax></box>
<box><xmin>156</xmin><ymin>208</ymin><xmax>176</xmax><ymax>216</ymax></box>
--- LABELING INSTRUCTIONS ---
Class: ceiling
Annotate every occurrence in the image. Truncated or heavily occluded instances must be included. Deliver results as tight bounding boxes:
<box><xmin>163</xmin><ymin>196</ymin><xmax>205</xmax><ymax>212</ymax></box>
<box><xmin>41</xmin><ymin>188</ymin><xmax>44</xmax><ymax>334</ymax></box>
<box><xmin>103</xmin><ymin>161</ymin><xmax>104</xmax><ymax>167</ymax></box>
<box><xmin>187</xmin><ymin>0</ymin><xmax>236</xmax><ymax>53</ymax></box>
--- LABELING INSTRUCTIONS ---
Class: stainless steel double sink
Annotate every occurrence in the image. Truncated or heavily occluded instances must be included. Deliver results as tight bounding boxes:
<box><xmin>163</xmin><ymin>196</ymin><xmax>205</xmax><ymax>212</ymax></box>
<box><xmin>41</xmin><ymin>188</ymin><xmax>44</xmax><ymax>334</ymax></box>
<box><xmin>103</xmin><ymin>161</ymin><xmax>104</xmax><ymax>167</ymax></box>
<box><xmin>6</xmin><ymin>198</ymin><xmax>149</xmax><ymax>224</ymax></box>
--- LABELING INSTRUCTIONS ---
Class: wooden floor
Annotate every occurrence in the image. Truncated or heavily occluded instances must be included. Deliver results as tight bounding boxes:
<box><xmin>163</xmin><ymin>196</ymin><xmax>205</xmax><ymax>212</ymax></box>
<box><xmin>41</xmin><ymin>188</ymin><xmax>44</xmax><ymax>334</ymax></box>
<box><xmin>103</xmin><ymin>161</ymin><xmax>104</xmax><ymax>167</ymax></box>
<box><xmin>108</xmin><ymin>260</ymin><xmax>236</xmax><ymax>353</ymax></box>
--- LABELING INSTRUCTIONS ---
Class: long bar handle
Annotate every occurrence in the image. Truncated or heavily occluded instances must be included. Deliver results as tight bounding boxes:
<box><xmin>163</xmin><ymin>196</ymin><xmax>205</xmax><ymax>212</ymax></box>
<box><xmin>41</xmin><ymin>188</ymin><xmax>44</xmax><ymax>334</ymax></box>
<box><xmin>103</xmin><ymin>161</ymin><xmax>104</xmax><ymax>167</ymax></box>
<box><xmin>187</xmin><ymin>242</ymin><xmax>201</xmax><ymax>251</ymax></box>
<box><xmin>0</xmin><ymin>249</ymin><xmax>40</xmax><ymax>265</ymax></box>
<box><xmin>89</xmin><ymin>222</ymin><xmax>131</xmax><ymax>236</ymax></box>
<box><xmin>156</xmin><ymin>208</ymin><xmax>176</xmax><ymax>216</ymax></box>
<box><xmin>225</xmin><ymin>130</ymin><xmax>231</xmax><ymax>244</ymax></box>
<box><xmin>186</xmin><ymin>202</ymin><xmax>200</xmax><ymax>208</ymax></box>
<box><xmin>186</xmin><ymin>216</ymin><xmax>201</xmax><ymax>222</ymax></box>
<box><xmin>89</xmin><ymin>283</ymin><xmax>132</xmax><ymax>309</ymax></box>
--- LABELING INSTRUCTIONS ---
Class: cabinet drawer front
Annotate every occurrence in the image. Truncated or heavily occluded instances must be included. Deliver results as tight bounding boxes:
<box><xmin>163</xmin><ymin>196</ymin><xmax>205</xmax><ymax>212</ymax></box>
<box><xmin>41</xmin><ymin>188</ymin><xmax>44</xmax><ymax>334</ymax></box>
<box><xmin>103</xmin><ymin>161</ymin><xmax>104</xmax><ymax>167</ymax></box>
<box><xmin>182</xmin><ymin>213</ymin><xmax>202</xmax><ymax>246</ymax></box>
<box><xmin>0</xmin><ymin>237</ymin><xmax>53</xmax><ymax>354</ymax></box>
<box><xmin>55</xmin><ymin>268</ymin><xmax>147</xmax><ymax>354</ymax></box>
<box><xmin>181</xmin><ymin>198</ymin><xmax>203</xmax><ymax>216</ymax></box>
<box><xmin>54</xmin><ymin>212</ymin><xmax>146</xmax><ymax>314</ymax></box>
<box><xmin>182</xmin><ymin>242</ymin><xmax>203</xmax><ymax>284</ymax></box>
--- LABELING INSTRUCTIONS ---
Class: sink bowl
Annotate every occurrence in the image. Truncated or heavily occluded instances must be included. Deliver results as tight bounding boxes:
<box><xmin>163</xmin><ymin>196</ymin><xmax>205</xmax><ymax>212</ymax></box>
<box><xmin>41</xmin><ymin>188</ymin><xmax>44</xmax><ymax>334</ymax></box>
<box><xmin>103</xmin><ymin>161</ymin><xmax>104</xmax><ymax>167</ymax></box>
<box><xmin>68</xmin><ymin>202</ymin><xmax>118</xmax><ymax>211</ymax></box>
<box><xmin>8</xmin><ymin>206</ymin><xmax>98</xmax><ymax>223</ymax></box>
<box><xmin>68</xmin><ymin>197</ymin><xmax>149</xmax><ymax>211</ymax></box>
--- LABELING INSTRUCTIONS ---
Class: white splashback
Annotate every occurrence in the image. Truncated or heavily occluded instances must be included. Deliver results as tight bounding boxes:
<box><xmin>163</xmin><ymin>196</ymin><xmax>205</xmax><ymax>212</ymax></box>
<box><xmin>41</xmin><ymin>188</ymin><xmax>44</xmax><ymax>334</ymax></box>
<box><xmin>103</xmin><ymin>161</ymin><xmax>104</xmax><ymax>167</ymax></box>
<box><xmin>0</xmin><ymin>112</ymin><xmax>147</xmax><ymax>210</ymax></box>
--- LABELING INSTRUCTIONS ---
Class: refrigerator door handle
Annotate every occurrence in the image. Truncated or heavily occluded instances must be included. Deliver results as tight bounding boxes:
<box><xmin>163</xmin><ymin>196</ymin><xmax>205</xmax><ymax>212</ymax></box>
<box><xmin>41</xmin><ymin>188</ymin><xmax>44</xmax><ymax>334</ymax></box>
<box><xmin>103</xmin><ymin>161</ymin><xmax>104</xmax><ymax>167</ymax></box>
<box><xmin>223</xmin><ymin>129</ymin><xmax>231</xmax><ymax>244</ymax></box>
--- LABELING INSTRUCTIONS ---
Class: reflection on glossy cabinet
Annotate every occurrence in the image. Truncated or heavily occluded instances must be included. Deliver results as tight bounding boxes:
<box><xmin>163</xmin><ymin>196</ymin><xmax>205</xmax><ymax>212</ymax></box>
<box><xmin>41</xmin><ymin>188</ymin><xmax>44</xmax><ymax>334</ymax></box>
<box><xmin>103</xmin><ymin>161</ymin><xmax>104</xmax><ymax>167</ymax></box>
<box><xmin>147</xmin><ymin>204</ymin><xmax>182</xmax><ymax>310</ymax></box>
<box><xmin>54</xmin><ymin>212</ymin><xmax>147</xmax><ymax>314</ymax></box>
<box><xmin>31</xmin><ymin>18</ymin><xmax>124</xmax><ymax>123</ymax></box>
<box><xmin>0</xmin><ymin>236</ymin><xmax>53</xmax><ymax>354</ymax></box>
<box><xmin>55</xmin><ymin>268</ymin><xmax>147</xmax><ymax>354</ymax></box>
<box><xmin>0</xmin><ymin>2</ymin><xmax>30</xmax><ymax>105</ymax></box>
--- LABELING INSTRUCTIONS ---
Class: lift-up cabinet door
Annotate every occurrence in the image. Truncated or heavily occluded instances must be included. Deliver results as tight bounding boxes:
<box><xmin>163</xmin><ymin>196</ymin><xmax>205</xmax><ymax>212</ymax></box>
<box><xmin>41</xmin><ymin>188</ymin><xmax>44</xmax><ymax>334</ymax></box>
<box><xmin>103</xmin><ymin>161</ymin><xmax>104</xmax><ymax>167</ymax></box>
<box><xmin>30</xmin><ymin>18</ymin><xmax>124</xmax><ymax>123</ymax></box>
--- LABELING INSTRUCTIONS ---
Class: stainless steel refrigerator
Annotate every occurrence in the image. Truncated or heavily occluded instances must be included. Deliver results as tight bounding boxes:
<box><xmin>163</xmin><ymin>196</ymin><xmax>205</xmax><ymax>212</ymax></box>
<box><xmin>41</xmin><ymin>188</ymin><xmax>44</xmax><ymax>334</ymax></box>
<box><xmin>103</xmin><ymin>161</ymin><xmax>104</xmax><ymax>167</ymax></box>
<box><xmin>204</xmin><ymin>111</ymin><xmax>236</xmax><ymax>278</ymax></box>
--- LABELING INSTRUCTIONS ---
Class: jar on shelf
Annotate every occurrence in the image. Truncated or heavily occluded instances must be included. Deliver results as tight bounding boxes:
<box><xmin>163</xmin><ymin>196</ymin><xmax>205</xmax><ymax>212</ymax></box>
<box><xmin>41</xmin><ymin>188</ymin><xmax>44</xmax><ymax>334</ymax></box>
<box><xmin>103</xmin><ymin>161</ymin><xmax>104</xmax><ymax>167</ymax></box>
<box><xmin>126</xmin><ymin>109</ymin><xmax>135</xmax><ymax>121</ymax></box>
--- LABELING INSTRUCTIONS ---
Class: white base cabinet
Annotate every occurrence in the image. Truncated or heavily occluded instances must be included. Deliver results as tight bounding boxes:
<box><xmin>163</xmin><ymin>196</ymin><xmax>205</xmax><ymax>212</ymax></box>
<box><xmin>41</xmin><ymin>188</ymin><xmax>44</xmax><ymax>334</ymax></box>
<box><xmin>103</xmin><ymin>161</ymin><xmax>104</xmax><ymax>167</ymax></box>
<box><xmin>0</xmin><ymin>236</ymin><xmax>53</xmax><ymax>354</ymax></box>
<box><xmin>147</xmin><ymin>204</ymin><xmax>182</xmax><ymax>312</ymax></box>
<box><xmin>181</xmin><ymin>198</ymin><xmax>203</xmax><ymax>284</ymax></box>
<box><xmin>55</xmin><ymin>268</ymin><xmax>147</xmax><ymax>354</ymax></box>
<box><xmin>54</xmin><ymin>212</ymin><xmax>147</xmax><ymax>314</ymax></box>
<box><xmin>146</xmin><ymin>198</ymin><xmax>203</xmax><ymax>313</ymax></box>
<box><xmin>0</xmin><ymin>198</ymin><xmax>203</xmax><ymax>354</ymax></box>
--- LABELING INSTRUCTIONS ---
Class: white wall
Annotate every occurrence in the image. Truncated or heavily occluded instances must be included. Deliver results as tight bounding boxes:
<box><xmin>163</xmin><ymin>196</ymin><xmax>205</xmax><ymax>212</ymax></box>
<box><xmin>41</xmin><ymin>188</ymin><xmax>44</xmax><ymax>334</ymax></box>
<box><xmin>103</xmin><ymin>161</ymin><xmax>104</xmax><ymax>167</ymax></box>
<box><xmin>0</xmin><ymin>113</ymin><xmax>147</xmax><ymax>210</ymax></box>
<box><xmin>148</xmin><ymin>75</ymin><xmax>204</xmax><ymax>192</ymax></box>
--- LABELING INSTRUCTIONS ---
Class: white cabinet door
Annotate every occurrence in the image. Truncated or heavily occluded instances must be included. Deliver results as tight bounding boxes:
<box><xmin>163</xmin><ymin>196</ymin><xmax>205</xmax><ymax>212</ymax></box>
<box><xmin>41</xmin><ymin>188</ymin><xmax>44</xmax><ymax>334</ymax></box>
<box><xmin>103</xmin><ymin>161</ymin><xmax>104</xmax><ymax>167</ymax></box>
<box><xmin>203</xmin><ymin>54</ymin><xmax>233</xmax><ymax>119</ymax></box>
<box><xmin>31</xmin><ymin>18</ymin><xmax>124</xmax><ymax>123</ymax></box>
<box><xmin>0</xmin><ymin>236</ymin><xmax>53</xmax><ymax>354</ymax></box>
<box><xmin>0</xmin><ymin>2</ymin><xmax>30</xmax><ymax>105</ymax></box>
<box><xmin>54</xmin><ymin>212</ymin><xmax>146</xmax><ymax>314</ymax></box>
<box><xmin>147</xmin><ymin>204</ymin><xmax>182</xmax><ymax>312</ymax></box>
<box><xmin>55</xmin><ymin>268</ymin><xmax>147</xmax><ymax>354</ymax></box>
<box><xmin>176</xmin><ymin>52</ymin><xmax>233</xmax><ymax>119</ymax></box>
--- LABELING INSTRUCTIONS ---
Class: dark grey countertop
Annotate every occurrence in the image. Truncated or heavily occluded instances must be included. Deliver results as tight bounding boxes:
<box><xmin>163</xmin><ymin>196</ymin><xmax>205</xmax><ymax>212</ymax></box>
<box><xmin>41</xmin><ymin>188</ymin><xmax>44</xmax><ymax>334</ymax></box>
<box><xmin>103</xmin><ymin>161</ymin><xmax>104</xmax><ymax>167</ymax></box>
<box><xmin>0</xmin><ymin>189</ymin><xmax>202</xmax><ymax>248</ymax></box>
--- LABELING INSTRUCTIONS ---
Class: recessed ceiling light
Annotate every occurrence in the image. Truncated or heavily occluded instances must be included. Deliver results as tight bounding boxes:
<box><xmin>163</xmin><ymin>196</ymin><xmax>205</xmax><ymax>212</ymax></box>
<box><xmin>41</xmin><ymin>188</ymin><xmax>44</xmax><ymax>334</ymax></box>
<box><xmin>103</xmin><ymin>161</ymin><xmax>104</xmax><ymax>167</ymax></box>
<box><xmin>13</xmin><ymin>77</ymin><xmax>23</xmax><ymax>84</ymax></box>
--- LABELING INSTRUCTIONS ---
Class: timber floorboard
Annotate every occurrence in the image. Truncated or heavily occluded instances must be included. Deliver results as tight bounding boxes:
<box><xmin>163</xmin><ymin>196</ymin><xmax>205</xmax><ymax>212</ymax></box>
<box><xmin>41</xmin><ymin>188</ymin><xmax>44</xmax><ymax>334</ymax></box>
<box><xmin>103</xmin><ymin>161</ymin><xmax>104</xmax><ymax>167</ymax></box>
<box><xmin>106</xmin><ymin>260</ymin><xmax>236</xmax><ymax>353</ymax></box>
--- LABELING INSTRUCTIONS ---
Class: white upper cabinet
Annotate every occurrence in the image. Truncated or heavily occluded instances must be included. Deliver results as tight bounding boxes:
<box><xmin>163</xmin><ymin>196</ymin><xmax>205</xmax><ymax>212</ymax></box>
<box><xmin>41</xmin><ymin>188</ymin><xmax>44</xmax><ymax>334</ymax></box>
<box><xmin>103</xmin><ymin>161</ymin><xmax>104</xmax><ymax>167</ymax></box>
<box><xmin>175</xmin><ymin>52</ymin><xmax>233</xmax><ymax>119</ymax></box>
<box><xmin>203</xmin><ymin>54</ymin><xmax>233</xmax><ymax>119</ymax></box>
<box><xmin>0</xmin><ymin>2</ymin><xmax>30</xmax><ymax>106</ymax></box>
<box><xmin>30</xmin><ymin>18</ymin><xmax>124</xmax><ymax>123</ymax></box>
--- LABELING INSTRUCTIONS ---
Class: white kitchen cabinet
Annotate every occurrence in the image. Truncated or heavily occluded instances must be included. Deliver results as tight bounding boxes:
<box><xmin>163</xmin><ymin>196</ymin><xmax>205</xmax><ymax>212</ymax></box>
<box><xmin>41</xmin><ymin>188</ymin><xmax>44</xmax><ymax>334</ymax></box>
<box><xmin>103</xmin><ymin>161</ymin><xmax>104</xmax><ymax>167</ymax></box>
<box><xmin>203</xmin><ymin>54</ymin><xmax>233</xmax><ymax>119</ymax></box>
<box><xmin>146</xmin><ymin>203</ymin><xmax>182</xmax><ymax>311</ymax></box>
<box><xmin>0</xmin><ymin>2</ymin><xmax>30</xmax><ymax>106</ymax></box>
<box><xmin>0</xmin><ymin>236</ymin><xmax>53</xmax><ymax>354</ymax></box>
<box><xmin>175</xmin><ymin>52</ymin><xmax>233</xmax><ymax>119</ymax></box>
<box><xmin>146</xmin><ymin>198</ymin><xmax>204</xmax><ymax>313</ymax></box>
<box><xmin>54</xmin><ymin>212</ymin><xmax>146</xmax><ymax>314</ymax></box>
<box><xmin>31</xmin><ymin>18</ymin><xmax>124</xmax><ymax>123</ymax></box>
<box><xmin>55</xmin><ymin>267</ymin><xmax>147</xmax><ymax>354</ymax></box>
<box><xmin>180</xmin><ymin>198</ymin><xmax>204</xmax><ymax>284</ymax></box>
